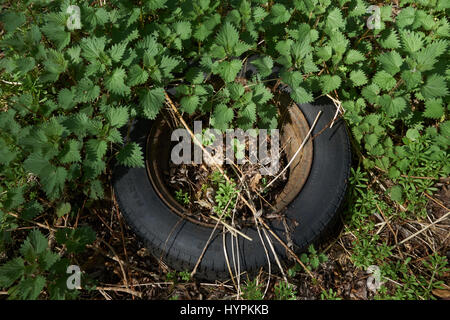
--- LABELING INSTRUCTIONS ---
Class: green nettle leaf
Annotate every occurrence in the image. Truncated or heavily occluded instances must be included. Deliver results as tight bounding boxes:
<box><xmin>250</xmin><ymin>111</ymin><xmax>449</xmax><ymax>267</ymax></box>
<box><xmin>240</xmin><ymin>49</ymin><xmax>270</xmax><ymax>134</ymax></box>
<box><xmin>59</xmin><ymin>140</ymin><xmax>82</xmax><ymax>164</ymax></box>
<box><xmin>291</xmin><ymin>86</ymin><xmax>314</xmax><ymax>104</ymax></box>
<box><xmin>281</xmin><ymin>70</ymin><xmax>302</xmax><ymax>88</ymax></box>
<box><xmin>180</xmin><ymin>95</ymin><xmax>200</xmax><ymax>114</ymax></box>
<box><xmin>377</xmin><ymin>51</ymin><xmax>403</xmax><ymax>75</ymax></box>
<box><xmin>105</xmin><ymin>68</ymin><xmax>130</xmax><ymax>96</ymax></box>
<box><xmin>440</xmin><ymin>121</ymin><xmax>450</xmax><ymax>138</ymax></box>
<box><xmin>86</xmin><ymin>139</ymin><xmax>107</xmax><ymax>161</ymax></box>
<box><xmin>0</xmin><ymin>139</ymin><xmax>17</xmax><ymax>165</ymax></box>
<box><xmin>373</xmin><ymin>71</ymin><xmax>397</xmax><ymax>91</ymax></box>
<box><xmin>140</xmin><ymin>88</ymin><xmax>165</xmax><ymax>120</ymax></box>
<box><xmin>80</xmin><ymin>36</ymin><xmax>106</xmax><ymax>61</ymax></box>
<box><xmin>400</xmin><ymin>31</ymin><xmax>423</xmax><ymax>54</ymax></box>
<box><xmin>89</xmin><ymin>179</ymin><xmax>105</xmax><ymax>200</ymax></box>
<box><xmin>108</xmin><ymin>42</ymin><xmax>127</xmax><ymax>62</ymax></box>
<box><xmin>345</xmin><ymin>49</ymin><xmax>365</xmax><ymax>64</ymax></box>
<box><xmin>105</xmin><ymin>106</ymin><xmax>129</xmax><ymax>128</ymax></box>
<box><xmin>329</xmin><ymin>32</ymin><xmax>348</xmax><ymax>55</ymax></box>
<box><xmin>379</xmin><ymin>95</ymin><xmax>406</xmax><ymax>117</ymax></box>
<box><xmin>41</xmin><ymin>166</ymin><xmax>67</xmax><ymax>199</ymax></box>
<box><xmin>159</xmin><ymin>55</ymin><xmax>179</xmax><ymax>78</ymax></box>
<box><xmin>270</xmin><ymin>4</ymin><xmax>291</xmax><ymax>24</ymax></box>
<box><xmin>127</xmin><ymin>64</ymin><xmax>149</xmax><ymax>86</ymax></box>
<box><xmin>217</xmin><ymin>60</ymin><xmax>243</xmax><ymax>83</ymax></box>
<box><xmin>174</xmin><ymin>21</ymin><xmax>192</xmax><ymax>40</ymax></box>
<box><xmin>0</xmin><ymin>11</ymin><xmax>26</xmax><ymax>33</ymax></box>
<box><xmin>423</xmin><ymin>98</ymin><xmax>444</xmax><ymax>119</ymax></box>
<box><xmin>22</xmin><ymin>201</ymin><xmax>44</xmax><ymax>220</ymax></box>
<box><xmin>215</xmin><ymin>22</ymin><xmax>239</xmax><ymax>54</ymax></box>
<box><xmin>396</xmin><ymin>6</ymin><xmax>415</xmax><ymax>28</ymax></box>
<box><xmin>55</xmin><ymin>226</ymin><xmax>96</xmax><ymax>254</ymax></box>
<box><xmin>379</xmin><ymin>30</ymin><xmax>400</xmax><ymax>49</ymax></box>
<box><xmin>42</xmin><ymin>23</ymin><xmax>70</xmax><ymax>51</ymax></box>
<box><xmin>117</xmin><ymin>142</ymin><xmax>145</xmax><ymax>168</ymax></box>
<box><xmin>415</xmin><ymin>40</ymin><xmax>448</xmax><ymax>72</ymax></box>
<box><xmin>401</xmin><ymin>70</ymin><xmax>422</xmax><ymax>90</ymax></box>
<box><xmin>250</xmin><ymin>56</ymin><xmax>273</xmax><ymax>78</ymax></box>
<box><xmin>316</xmin><ymin>45</ymin><xmax>332</xmax><ymax>62</ymax></box>
<box><xmin>326</xmin><ymin>8</ymin><xmax>345</xmax><ymax>30</ymax></box>
<box><xmin>320</xmin><ymin>75</ymin><xmax>341</xmax><ymax>94</ymax></box>
<box><xmin>350</xmin><ymin>70</ymin><xmax>368</xmax><ymax>87</ymax></box>
<box><xmin>16</xmin><ymin>57</ymin><xmax>35</xmax><ymax>75</ymax></box>
<box><xmin>23</xmin><ymin>152</ymin><xmax>52</xmax><ymax>176</ymax></box>
<box><xmin>0</xmin><ymin>258</ymin><xmax>25</xmax><ymax>288</ymax></box>
<box><xmin>292</xmin><ymin>39</ymin><xmax>312</xmax><ymax>61</ymax></box>
<box><xmin>421</xmin><ymin>75</ymin><xmax>448</xmax><ymax>99</ymax></box>
<box><xmin>56</xmin><ymin>202</ymin><xmax>71</xmax><ymax>218</ymax></box>
<box><xmin>253</xmin><ymin>84</ymin><xmax>274</xmax><ymax>105</ymax></box>
<box><xmin>194</xmin><ymin>14</ymin><xmax>221</xmax><ymax>41</ymax></box>
<box><xmin>20</xmin><ymin>229</ymin><xmax>48</xmax><ymax>258</ymax></box>
<box><xmin>211</xmin><ymin>104</ymin><xmax>234</xmax><ymax>131</ymax></box>
<box><xmin>186</xmin><ymin>68</ymin><xmax>204</xmax><ymax>84</ymax></box>
<box><xmin>76</xmin><ymin>78</ymin><xmax>100</xmax><ymax>102</ymax></box>
<box><xmin>58</xmin><ymin>88</ymin><xmax>75</xmax><ymax>110</ymax></box>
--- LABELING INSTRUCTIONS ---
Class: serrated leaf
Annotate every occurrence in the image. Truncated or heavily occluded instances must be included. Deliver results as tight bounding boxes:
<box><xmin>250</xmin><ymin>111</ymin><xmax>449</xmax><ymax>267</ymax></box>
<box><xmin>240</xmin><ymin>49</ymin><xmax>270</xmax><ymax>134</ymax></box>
<box><xmin>320</xmin><ymin>75</ymin><xmax>341</xmax><ymax>94</ymax></box>
<box><xmin>127</xmin><ymin>64</ymin><xmax>149</xmax><ymax>86</ymax></box>
<box><xmin>55</xmin><ymin>226</ymin><xmax>96</xmax><ymax>254</ymax></box>
<box><xmin>117</xmin><ymin>142</ymin><xmax>145</xmax><ymax>168</ymax></box>
<box><xmin>396</xmin><ymin>7</ymin><xmax>415</xmax><ymax>28</ymax></box>
<box><xmin>326</xmin><ymin>8</ymin><xmax>345</xmax><ymax>30</ymax></box>
<box><xmin>159</xmin><ymin>55</ymin><xmax>179</xmax><ymax>78</ymax></box>
<box><xmin>345</xmin><ymin>50</ymin><xmax>365</xmax><ymax>64</ymax></box>
<box><xmin>423</xmin><ymin>98</ymin><xmax>444</xmax><ymax>119</ymax></box>
<box><xmin>291</xmin><ymin>86</ymin><xmax>314</xmax><ymax>104</ymax></box>
<box><xmin>377</xmin><ymin>51</ymin><xmax>403</xmax><ymax>75</ymax></box>
<box><xmin>76</xmin><ymin>78</ymin><xmax>100</xmax><ymax>102</ymax></box>
<box><xmin>401</xmin><ymin>31</ymin><xmax>423</xmax><ymax>54</ymax></box>
<box><xmin>250</xmin><ymin>56</ymin><xmax>273</xmax><ymax>78</ymax></box>
<box><xmin>180</xmin><ymin>95</ymin><xmax>200</xmax><ymax>114</ymax></box>
<box><xmin>108</xmin><ymin>42</ymin><xmax>127</xmax><ymax>62</ymax></box>
<box><xmin>217</xmin><ymin>60</ymin><xmax>242</xmax><ymax>83</ymax></box>
<box><xmin>105</xmin><ymin>106</ymin><xmax>129</xmax><ymax>128</ymax></box>
<box><xmin>85</xmin><ymin>139</ymin><xmax>107</xmax><ymax>161</ymax></box>
<box><xmin>80</xmin><ymin>36</ymin><xmax>106</xmax><ymax>61</ymax></box>
<box><xmin>378</xmin><ymin>95</ymin><xmax>406</xmax><ymax>117</ymax></box>
<box><xmin>0</xmin><ymin>11</ymin><xmax>26</xmax><ymax>33</ymax></box>
<box><xmin>140</xmin><ymin>88</ymin><xmax>165</xmax><ymax>119</ymax></box>
<box><xmin>0</xmin><ymin>258</ymin><xmax>25</xmax><ymax>288</ymax></box>
<box><xmin>401</xmin><ymin>70</ymin><xmax>422</xmax><ymax>90</ymax></box>
<box><xmin>105</xmin><ymin>68</ymin><xmax>130</xmax><ymax>96</ymax></box>
<box><xmin>421</xmin><ymin>75</ymin><xmax>448</xmax><ymax>99</ymax></box>
<box><xmin>350</xmin><ymin>70</ymin><xmax>368</xmax><ymax>86</ymax></box>
<box><xmin>174</xmin><ymin>21</ymin><xmax>192</xmax><ymax>40</ymax></box>
<box><xmin>23</xmin><ymin>152</ymin><xmax>52</xmax><ymax>176</ymax></box>
<box><xmin>380</xmin><ymin>30</ymin><xmax>400</xmax><ymax>49</ymax></box>
<box><xmin>59</xmin><ymin>140</ymin><xmax>82</xmax><ymax>164</ymax></box>
<box><xmin>56</xmin><ymin>202</ymin><xmax>71</xmax><ymax>218</ymax></box>
<box><xmin>270</xmin><ymin>4</ymin><xmax>291</xmax><ymax>24</ymax></box>
<box><xmin>215</xmin><ymin>22</ymin><xmax>239</xmax><ymax>55</ymax></box>
<box><xmin>373</xmin><ymin>71</ymin><xmax>396</xmax><ymax>91</ymax></box>
<box><xmin>211</xmin><ymin>104</ymin><xmax>234</xmax><ymax>131</ymax></box>
<box><xmin>20</xmin><ymin>229</ymin><xmax>48</xmax><ymax>258</ymax></box>
<box><xmin>58</xmin><ymin>88</ymin><xmax>75</xmax><ymax>110</ymax></box>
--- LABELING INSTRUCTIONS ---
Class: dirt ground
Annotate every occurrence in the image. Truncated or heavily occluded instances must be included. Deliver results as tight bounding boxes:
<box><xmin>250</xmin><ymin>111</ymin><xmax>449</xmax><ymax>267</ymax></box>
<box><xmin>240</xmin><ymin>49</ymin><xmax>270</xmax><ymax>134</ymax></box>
<box><xmin>70</xmin><ymin>173</ymin><xmax>449</xmax><ymax>300</ymax></box>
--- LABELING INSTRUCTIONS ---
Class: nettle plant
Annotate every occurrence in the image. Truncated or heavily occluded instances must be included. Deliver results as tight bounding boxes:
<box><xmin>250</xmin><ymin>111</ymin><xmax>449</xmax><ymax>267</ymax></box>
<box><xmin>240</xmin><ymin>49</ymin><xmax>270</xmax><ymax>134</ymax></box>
<box><xmin>0</xmin><ymin>0</ymin><xmax>448</xmax><ymax>299</ymax></box>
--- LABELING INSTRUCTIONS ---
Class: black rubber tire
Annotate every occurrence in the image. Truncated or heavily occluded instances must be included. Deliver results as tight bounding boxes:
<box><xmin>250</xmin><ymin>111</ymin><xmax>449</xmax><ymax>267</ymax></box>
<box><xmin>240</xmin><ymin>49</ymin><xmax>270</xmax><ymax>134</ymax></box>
<box><xmin>113</xmin><ymin>90</ymin><xmax>351</xmax><ymax>281</ymax></box>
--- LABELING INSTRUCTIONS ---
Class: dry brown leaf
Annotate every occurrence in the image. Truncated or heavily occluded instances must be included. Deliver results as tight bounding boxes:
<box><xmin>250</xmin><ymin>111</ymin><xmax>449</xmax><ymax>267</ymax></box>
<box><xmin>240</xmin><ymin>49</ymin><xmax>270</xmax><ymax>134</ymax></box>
<box><xmin>432</xmin><ymin>289</ymin><xmax>450</xmax><ymax>300</ymax></box>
